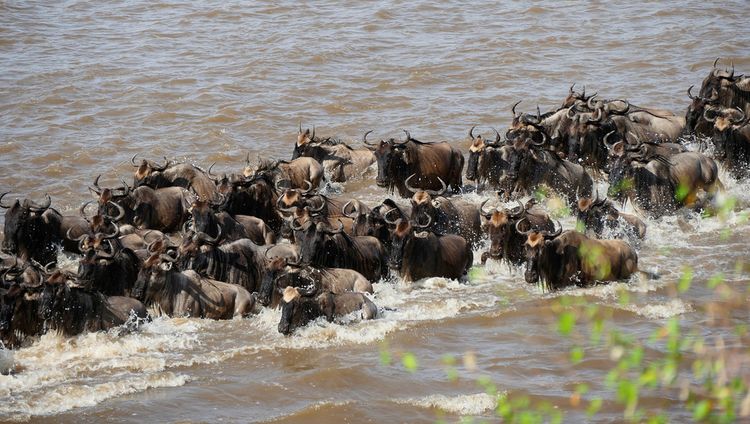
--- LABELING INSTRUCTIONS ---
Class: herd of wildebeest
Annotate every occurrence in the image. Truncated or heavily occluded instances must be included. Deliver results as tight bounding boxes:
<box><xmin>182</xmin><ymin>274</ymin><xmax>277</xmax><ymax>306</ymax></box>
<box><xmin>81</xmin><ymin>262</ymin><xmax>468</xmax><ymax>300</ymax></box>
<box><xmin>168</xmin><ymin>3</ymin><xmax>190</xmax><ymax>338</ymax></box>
<box><xmin>0</xmin><ymin>59</ymin><xmax>748</xmax><ymax>348</ymax></box>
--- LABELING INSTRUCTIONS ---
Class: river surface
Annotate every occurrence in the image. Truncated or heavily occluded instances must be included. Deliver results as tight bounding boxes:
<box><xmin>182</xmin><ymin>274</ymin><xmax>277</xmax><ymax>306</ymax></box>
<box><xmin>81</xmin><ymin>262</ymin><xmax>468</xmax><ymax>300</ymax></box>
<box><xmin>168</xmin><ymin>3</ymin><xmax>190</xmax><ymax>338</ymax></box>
<box><xmin>1</xmin><ymin>1</ymin><xmax>750</xmax><ymax>422</ymax></box>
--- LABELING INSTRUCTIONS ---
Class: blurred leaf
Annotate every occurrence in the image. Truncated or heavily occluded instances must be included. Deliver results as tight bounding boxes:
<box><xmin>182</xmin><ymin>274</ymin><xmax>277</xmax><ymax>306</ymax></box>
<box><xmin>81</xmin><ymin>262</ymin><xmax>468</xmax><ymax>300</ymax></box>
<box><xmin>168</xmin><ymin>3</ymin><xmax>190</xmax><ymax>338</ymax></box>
<box><xmin>570</xmin><ymin>346</ymin><xmax>585</xmax><ymax>364</ymax></box>
<box><xmin>678</xmin><ymin>267</ymin><xmax>694</xmax><ymax>293</ymax></box>
<box><xmin>708</xmin><ymin>273</ymin><xmax>725</xmax><ymax>289</ymax></box>
<box><xmin>587</xmin><ymin>397</ymin><xmax>603</xmax><ymax>417</ymax></box>
<box><xmin>379</xmin><ymin>343</ymin><xmax>391</xmax><ymax>366</ymax></box>
<box><xmin>558</xmin><ymin>311</ymin><xmax>576</xmax><ymax>336</ymax></box>
<box><xmin>402</xmin><ymin>352</ymin><xmax>418</xmax><ymax>373</ymax></box>
<box><xmin>693</xmin><ymin>399</ymin><xmax>711</xmax><ymax>421</ymax></box>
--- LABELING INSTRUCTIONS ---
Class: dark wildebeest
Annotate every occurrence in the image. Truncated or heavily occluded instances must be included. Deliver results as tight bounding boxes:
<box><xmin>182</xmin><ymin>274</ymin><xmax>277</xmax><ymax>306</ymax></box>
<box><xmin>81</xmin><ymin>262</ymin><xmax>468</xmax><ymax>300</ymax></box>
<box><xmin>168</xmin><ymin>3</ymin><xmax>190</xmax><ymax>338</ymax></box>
<box><xmin>684</xmin><ymin>59</ymin><xmax>750</xmax><ymax>136</ymax></box>
<box><xmin>277</xmin><ymin>286</ymin><xmax>377</xmax><ymax>335</ymax></box>
<box><xmin>217</xmin><ymin>173</ymin><xmax>283</xmax><ymax>234</ymax></box>
<box><xmin>296</xmin><ymin>220</ymin><xmax>387</xmax><ymax>282</ymax></box>
<box><xmin>257</xmin><ymin>258</ymin><xmax>373</xmax><ymax>308</ymax></box>
<box><xmin>351</xmin><ymin>198</ymin><xmax>411</xmax><ymax>250</ymax></box>
<box><xmin>68</xmin><ymin>225</ymin><xmax>141</xmax><ymax>297</ymax></box>
<box><xmin>576</xmin><ymin>195</ymin><xmax>647</xmax><ymax>242</ymax></box>
<box><xmin>1</xmin><ymin>283</ymin><xmax>45</xmax><ymax>348</ymax></box>
<box><xmin>465</xmin><ymin>126</ymin><xmax>513</xmax><ymax>190</ymax></box>
<box><xmin>132</xmin><ymin>155</ymin><xmax>220</xmax><ymax>202</ymax></box>
<box><xmin>607</xmin><ymin>145</ymin><xmax>722</xmax><ymax>217</ymax></box>
<box><xmin>0</xmin><ymin>193</ymin><xmax>90</xmax><ymax>264</ymax></box>
<box><xmin>277</xmin><ymin>190</ymin><xmax>359</xmax><ymax>235</ymax></box>
<box><xmin>479</xmin><ymin>200</ymin><xmax>554</xmax><ymax>266</ymax></box>
<box><xmin>187</xmin><ymin>198</ymin><xmax>274</xmax><ymax>245</ymax></box>
<box><xmin>364</xmin><ymin>129</ymin><xmax>464</xmax><ymax>197</ymax></box>
<box><xmin>131</xmin><ymin>185</ymin><xmax>194</xmax><ymax>232</ymax></box>
<box><xmin>178</xmin><ymin>230</ymin><xmax>268</xmax><ymax>294</ymax></box>
<box><xmin>132</xmin><ymin>252</ymin><xmax>255</xmax><ymax>319</ymax></box>
<box><xmin>523</xmin><ymin>227</ymin><xmax>639</xmax><ymax>291</ymax></box>
<box><xmin>40</xmin><ymin>271</ymin><xmax>148</xmax><ymax>337</ymax></box>
<box><xmin>404</xmin><ymin>175</ymin><xmax>482</xmax><ymax>246</ymax></box>
<box><xmin>502</xmin><ymin>138</ymin><xmax>594</xmax><ymax>206</ymax></box>
<box><xmin>387</xmin><ymin>219</ymin><xmax>473</xmax><ymax>283</ymax></box>
<box><xmin>89</xmin><ymin>175</ymin><xmax>136</xmax><ymax>226</ymax></box>
<box><xmin>704</xmin><ymin>106</ymin><xmax>750</xmax><ymax>178</ymax></box>
<box><xmin>292</xmin><ymin>126</ymin><xmax>376</xmax><ymax>182</ymax></box>
<box><xmin>244</xmin><ymin>156</ymin><xmax>324</xmax><ymax>190</ymax></box>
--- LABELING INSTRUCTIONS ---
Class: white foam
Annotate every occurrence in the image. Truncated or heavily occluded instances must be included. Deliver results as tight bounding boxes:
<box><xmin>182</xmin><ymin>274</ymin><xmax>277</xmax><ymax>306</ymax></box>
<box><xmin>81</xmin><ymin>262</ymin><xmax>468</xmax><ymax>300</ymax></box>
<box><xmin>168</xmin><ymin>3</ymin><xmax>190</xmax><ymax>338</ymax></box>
<box><xmin>622</xmin><ymin>299</ymin><xmax>692</xmax><ymax>319</ymax></box>
<box><xmin>394</xmin><ymin>392</ymin><xmax>499</xmax><ymax>415</ymax></box>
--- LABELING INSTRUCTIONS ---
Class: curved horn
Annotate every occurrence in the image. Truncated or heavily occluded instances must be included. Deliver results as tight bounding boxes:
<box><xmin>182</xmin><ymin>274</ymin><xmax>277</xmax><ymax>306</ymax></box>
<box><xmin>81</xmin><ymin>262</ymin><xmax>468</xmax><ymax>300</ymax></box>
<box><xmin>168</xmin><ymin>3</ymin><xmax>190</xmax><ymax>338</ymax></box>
<box><xmin>703</xmin><ymin>108</ymin><xmax>717</xmax><ymax>123</ymax></box>
<box><xmin>542</xmin><ymin>220</ymin><xmax>563</xmax><ymax>238</ymax></box>
<box><xmin>207</xmin><ymin>162</ymin><xmax>217</xmax><ymax>179</ymax></box>
<box><xmin>79</xmin><ymin>200</ymin><xmax>94</xmax><ymax>221</ymax></box>
<box><xmin>603</xmin><ymin>131</ymin><xmax>617</xmax><ymax>147</ymax></box>
<box><xmin>66</xmin><ymin>227</ymin><xmax>88</xmax><ymax>242</ymax></box>
<box><xmin>308</xmin><ymin>196</ymin><xmax>326</xmax><ymax>213</ymax></box>
<box><xmin>131</xmin><ymin>153</ymin><xmax>139</xmax><ymax>166</ymax></box>
<box><xmin>383</xmin><ymin>208</ymin><xmax>401</xmax><ymax>225</ymax></box>
<box><xmin>569</xmin><ymin>83</ymin><xmax>575</xmax><ymax>94</ymax></box>
<box><xmin>729</xmin><ymin>62</ymin><xmax>735</xmax><ymax>79</ymax></box>
<box><xmin>95</xmin><ymin>239</ymin><xmax>116</xmax><ymax>259</ymax></box>
<box><xmin>29</xmin><ymin>193</ymin><xmax>51</xmax><ymax>212</ymax></box>
<box><xmin>341</xmin><ymin>200</ymin><xmax>357</xmax><ymax>218</ymax></box>
<box><xmin>276</xmin><ymin>196</ymin><xmax>297</xmax><ymax>213</ymax></box>
<box><xmin>479</xmin><ymin>199</ymin><xmax>493</xmax><ymax>218</ymax></box>
<box><xmin>423</xmin><ymin>177</ymin><xmax>447</xmax><ymax>197</ymax></box>
<box><xmin>362</xmin><ymin>130</ymin><xmax>375</xmax><ymax>145</ymax></box>
<box><xmin>398</xmin><ymin>129</ymin><xmax>411</xmax><ymax>144</ymax></box>
<box><xmin>508</xmin><ymin>200</ymin><xmax>525</xmax><ymax>218</ymax></box>
<box><xmin>627</xmin><ymin>132</ymin><xmax>641</xmax><ymax>144</ymax></box>
<box><xmin>101</xmin><ymin>222</ymin><xmax>120</xmax><ymax>239</ymax></box>
<box><xmin>159</xmin><ymin>253</ymin><xmax>178</xmax><ymax>263</ymax></box>
<box><xmin>566</xmin><ymin>106</ymin><xmax>577</xmax><ymax>119</ymax></box>
<box><xmin>90</xmin><ymin>174</ymin><xmax>103</xmax><ymax>195</ymax></box>
<box><xmin>468</xmin><ymin>125</ymin><xmax>476</xmax><ymax>140</ymax></box>
<box><xmin>404</xmin><ymin>174</ymin><xmax>419</xmax><ymax>195</ymax></box>
<box><xmin>587</xmin><ymin>93</ymin><xmax>598</xmax><ymax>110</ymax></box>
<box><xmin>0</xmin><ymin>192</ymin><xmax>12</xmax><ymax>209</ymax></box>
<box><xmin>729</xmin><ymin>107</ymin><xmax>746</xmax><ymax>124</ymax></box>
<box><xmin>511</xmin><ymin>100</ymin><xmax>522</xmax><ymax>118</ymax></box>
<box><xmin>301</xmin><ymin>180</ymin><xmax>313</xmax><ymax>194</ymax></box>
<box><xmin>414</xmin><ymin>213</ymin><xmax>432</xmax><ymax>229</ymax></box>
<box><xmin>492</xmin><ymin>127</ymin><xmax>501</xmax><ymax>144</ymax></box>
<box><xmin>515</xmin><ymin>217</ymin><xmax>533</xmax><ymax>235</ymax></box>
<box><xmin>105</xmin><ymin>201</ymin><xmax>125</xmax><ymax>222</ymax></box>
<box><xmin>587</xmin><ymin>108</ymin><xmax>602</xmax><ymax>123</ymax></box>
<box><xmin>687</xmin><ymin>85</ymin><xmax>696</xmax><ymax>100</ymax></box>
<box><xmin>198</xmin><ymin>224</ymin><xmax>222</xmax><ymax>245</ymax></box>
<box><xmin>311</xmin><ymin>126</ymin><xmax>315</xmax><ymax>141</ymax></box>
<box><xmin>714</xmin><ymin>57</ymin><xmax>720</xmax><ymax>68</ymax></box>
<box><xmin>325</xmin><ymin>219</ymin><xmax>345</xmax><ymax>234</ymax></box>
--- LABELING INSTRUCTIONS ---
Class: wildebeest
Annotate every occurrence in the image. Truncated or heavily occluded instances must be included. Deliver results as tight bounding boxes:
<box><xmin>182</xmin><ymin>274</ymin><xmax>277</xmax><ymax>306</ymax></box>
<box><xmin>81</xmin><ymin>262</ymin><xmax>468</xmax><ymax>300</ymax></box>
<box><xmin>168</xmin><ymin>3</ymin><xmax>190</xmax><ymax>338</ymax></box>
<box><xmin>132</xmin><ymin>252</ymin><xmax>255</xmax><ymax>319</ymax></box>
<box><xmin>217</xmin><ymin>173</ymin><xmax>283</xmax><ymax>233</ymax></box>
<box><xmin>292</xmin><ymin>126</ymin><xmax>376</xmax><ymax>182</ymax></box>
<box><xmin>40</xmin><ymin>271</ymin><xmax>148</xmax><ymax>337</ymax></box>
<box><xmin>1</xmin><ymin>283</ymin><xmax>44</xmax><ymax>348</ymax></box>
<box><xmin>704</xmin><ymin>106</ymin><xmax>750</xmax><ymax>178</ymax></box>
<box><xmin>296</xmin><ymin>220</ymin><xmax>387</xmax><ymax>282</ymax></box>
<box><xmin>245</xmin><ymin>155</ymin><xmax>324</xmax><ymax>190</ymax></box>
<box><xmin>178</xmin><ymin>230</ymin><xmax>268</xmax><ymax>294</ymax></box>
<box><xmin>69</xmin><ymin>226</ymin><xmax>141</xmax><ymax>297</ymax></box>
<box><xmin>523</xmin><ymin>227</ymin><xmax>639</xmax><ymax>291</ymax></box>
<box><xmin>132</xmin><ymin>155</ymin><xmax>220</xmax><ymax>202</ymax></box>
<box><xmin>351</xmin><ymin>198</ymin><xmax>411</xmax><ymax>248</ymax></box>
<box><xmin>257</xmin><ymin>258</ymin><xmax>373</xmax><ymax>308</ymax></box>
<box><xmin>0</xmin><ymin>193</ymin><xmax>90</xmax><ymax>264</ymax></box>
<box><xmin>187</xmin><ymin>198</ymin><xmax>275</xmax><ymax>245</ymax></box>
<box><xmin>608</xmin><ymin>146</ymin><xmax>722</xmax><ymax>216</ymax></box>
<box><xmin>387</xmin><ymin>219</ymin><xmax>473</xmax><ymax>283</ymax></box>
<box><xmin>502</xmin><ymin>138</ymin><xmax>594</xmax><ymax>206</ymax></box>
<box><xmin>131</xmin><ymin>185</ymin><xmax>194</xmax><ymax>232</ymax></box>
<box><xmin>684</xmin><ymin>59</ymin><xmax>750</xmax><ymax>136</ymax></box>
<box><xmin>576</xmin><ymin>195</ymin><xmax>647</xmax><ymax>242</ymax></box>
<box><xmin>277</xmin><ymin>286</ymin><xmax>377</xmax><ymax>335</ymax></box>
<box><xmin>404</xmin><ymin>175</ymin><xmax>482</xmax><ymax>246</ymax></box>
<box><xmin>479</xmin><ymin>200</ymin><xmax>555</xmax><ymax>266</ymax></box>
<box><xmin>465</xmin><ymin>127</ymin><xmax>513</xmax><ymax>190</ymax></box>
<box><xmin>364</xmin><ymin>130</ymin><xmax>464</xmax><ymax>197</ymax></box>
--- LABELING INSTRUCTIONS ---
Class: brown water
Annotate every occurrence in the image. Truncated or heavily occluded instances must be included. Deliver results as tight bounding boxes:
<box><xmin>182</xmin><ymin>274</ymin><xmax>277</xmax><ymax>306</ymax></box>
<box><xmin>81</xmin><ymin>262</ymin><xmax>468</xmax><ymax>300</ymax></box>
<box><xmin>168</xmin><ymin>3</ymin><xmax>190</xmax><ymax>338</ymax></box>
<box><xmin>2</xmin><ymin>1</ymin><xmax>750</xmax><ymax>422</ymax></box>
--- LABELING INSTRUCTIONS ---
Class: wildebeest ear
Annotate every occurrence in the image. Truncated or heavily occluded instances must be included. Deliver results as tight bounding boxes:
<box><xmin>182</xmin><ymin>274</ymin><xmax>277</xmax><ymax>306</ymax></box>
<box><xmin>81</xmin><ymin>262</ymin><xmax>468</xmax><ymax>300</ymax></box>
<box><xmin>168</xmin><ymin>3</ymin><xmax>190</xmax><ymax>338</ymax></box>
<box><xmin>159</xmin><ymin>261</ymin><xmax>173</xmax><ymax>271</ymax></box>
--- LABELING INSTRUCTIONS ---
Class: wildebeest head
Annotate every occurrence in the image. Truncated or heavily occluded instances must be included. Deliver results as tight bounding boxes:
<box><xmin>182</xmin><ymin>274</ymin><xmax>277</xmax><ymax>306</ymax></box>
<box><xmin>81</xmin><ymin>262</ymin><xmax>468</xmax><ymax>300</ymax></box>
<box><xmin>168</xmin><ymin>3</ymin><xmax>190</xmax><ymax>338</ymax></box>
<box><xmin>480</xmin><ymin>200</ymin><xmax>525</xmax><ymax>262</ymax></box>
<box><xmin>561</xmin><ymin>84</ymin><xmax>596</xmax><ymax>109</ymax></box>
<box><xmin>89</xmin><ymin>175</ymin><xmax>133</xmax><ymax>224</ymax></box>
<box><xmin>276</xmin><ymin>182</ymin><xmax>315</xmax><ymax>215</ymax></box>
<box><xmin>187</xmin><ymin>197</ymin><xmax>224</xmax><ymax>239</ymax></box>
<box><xmin>704</xmin><ymin>106</ymin><xmax>747</xmax><ymax>135</ymax></box>
<box><xmin>0</xmin><ymin>193</ymin><xmax>52</xmax><ymax>259</ymax></box>
<box><xmin>72</xmin><ymin>224</ymin><xmax>120</xmax><ymax>286</ymax></box>
<box><xmin>39</xmin><ymin>270</ymin><xmax>70</xmax><ymax>321</ymax></box>
<box><xmin>364</xmin><ymin>130</ymin><xmax>412</xmax><ymax>189</ymax></box>
<box><xmin>465</xmin><ymin>126</ymin><xmax>502</xmax><ymax>182</ymax></box>
<box><xmin>504</xmin><ymin>137</ymin><xmax>545</xmax><ymax>184</ymax></box>
<box><xmin>685</xmin><ymin>86</ymin><xmax>720</xmax><ymax>133</ymax></box>
<box><xmin>292</xmin><ymin>125</ymin><xmax>324</xmax><ymax>160</ymax></box>
<box><xmin>177</xmin><ymin>228</ymin><xmax>221</xmax><ymax>272</ymax></box>
<box><xmin>297</xmin><ymin>220</ymin><xmax>345</xmax><ymax>265</ymax></box>
<box><xmin>277</xmin><ymin>285</ymin><xmax>323</xmax><ymax>335</ymax></box>
<box><xmin>132</xmin><ymin>251</ymin><xmax>178</xmax><ymax>301</ymax></box>
<box><xmin>257</xmin><ymin>256</ymin><xmax>288</xmax><ymax>307</ymax></box>
<box><xmin>406</xmin><ymin>174</ymin><xmax>447</xmax><ymax>226</ymax></box>
<box><xmin>131</xmin><ymin>155</ymin><xmax>172</xmax><ymax>188</ymax></box>
<box><xmin>387</xmin><ymin>218</ymin><xmax>431</xmax><ymax>270</ymax></box>
<box><xmin>576</xmin><ymin>194</ymin><xmax>612</xmax><ymax>237</ymax></box>
<box><xmin>522</xmin><ymin>222</ymin><xmax>562</xmax><ymax>285</ymax></box>
<box><xmin>563</xmin><ymin>106</ymin><xmax>610</xmax><ymax>163</ymax></box>
<box><xmin>606</xmin><ymin>142</ymin><xmax>641</xmax><ymax>202</ymax></box>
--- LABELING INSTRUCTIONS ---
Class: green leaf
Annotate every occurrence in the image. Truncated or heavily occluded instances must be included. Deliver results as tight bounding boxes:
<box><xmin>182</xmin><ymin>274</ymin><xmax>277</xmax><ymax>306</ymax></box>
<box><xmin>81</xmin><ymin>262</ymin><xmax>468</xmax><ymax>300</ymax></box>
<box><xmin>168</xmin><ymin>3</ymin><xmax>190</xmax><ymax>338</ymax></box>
<box><xmin>379</xmin><ymin>343</ymin><xmax>391</xmax><ymax>366</ymax></box>
<box><xmin>693</xmin><ymin>399</ymin><xmax>711</xmax><ymax>421</ymax></box>
<box><xmin>708</xmin><ymin>273</ymin><xmax>725</xmax><ymax>289</ymax></box>
<box><xmin>402</xmin><ymin>352</ymin><xmax>418</xmax><ymax>373</ymax></box>
<box><xmin>678</xmin><ymin>267</ymin><xmax>693</xmax><ymax>293</ymax></box>
<box><xmin>570</xmin><ymin>346</ymin><xmax>585</xmax><ymax>364</ymax></box>
<box><xmin>558</xmin><ymin>311</ymin><xmax>576</xmax><ymax>336</ymax></box>
<box><xmin>587</xmin><ymin>397</ymin><xmax>603</xmax><ymax>417</ymax></box>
